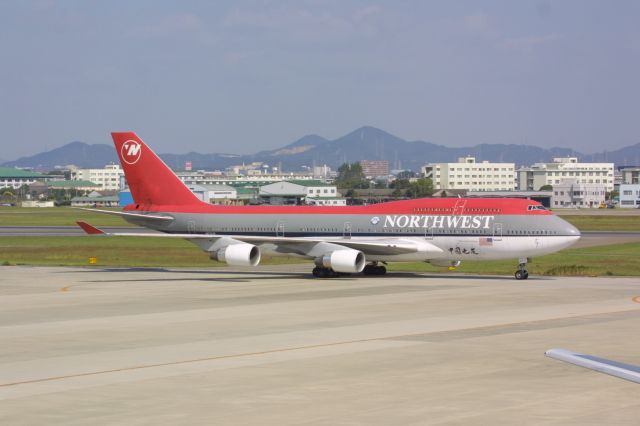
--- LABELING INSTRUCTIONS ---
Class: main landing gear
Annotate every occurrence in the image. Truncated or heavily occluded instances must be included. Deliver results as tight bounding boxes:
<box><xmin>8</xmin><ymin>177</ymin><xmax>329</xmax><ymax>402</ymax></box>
<box><xmin>312</xmin><ymin>266</ymin><xmax>340</xmax><ymax>278</ymax></box>
<box><xmin>515</xmin><ymin>258</ymin><xmax>529</xmax><ymax>280</ymax></box>
<box><xmin>311</xmin><ymin>263</ymin><xmax>387</xmax><ymax>278</ymax></box>
<box><xmin>363</xmin><ymin>262</ymin><xmax>387</xmax><ymax>276</ymax></box>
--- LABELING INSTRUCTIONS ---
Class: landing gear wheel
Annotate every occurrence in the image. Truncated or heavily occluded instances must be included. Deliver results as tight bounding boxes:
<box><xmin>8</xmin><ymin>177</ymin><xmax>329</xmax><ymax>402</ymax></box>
<box><xmin>363</xmin><ymin>263</ymin><xmax>387</xmax><ymax>276</ymax></box>
<box><xmin>312</xmin><ymin>266</ymin><xmax>338</xmax><ymax>278</ymax></box>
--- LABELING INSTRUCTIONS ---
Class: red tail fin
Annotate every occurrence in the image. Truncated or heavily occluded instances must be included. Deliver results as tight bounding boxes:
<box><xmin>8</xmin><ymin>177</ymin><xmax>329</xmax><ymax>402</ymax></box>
<box><xmin>111</xmin><ymin>132</ymin><xmax>202</xmax><ymax>207</ymax></box>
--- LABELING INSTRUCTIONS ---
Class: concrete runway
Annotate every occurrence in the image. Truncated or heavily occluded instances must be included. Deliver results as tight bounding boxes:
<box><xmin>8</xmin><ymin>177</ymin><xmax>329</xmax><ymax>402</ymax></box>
<box><xmin>0</xmin><ymin>266</ymin><xmax>639</xmax><ymax>425</ymax></box>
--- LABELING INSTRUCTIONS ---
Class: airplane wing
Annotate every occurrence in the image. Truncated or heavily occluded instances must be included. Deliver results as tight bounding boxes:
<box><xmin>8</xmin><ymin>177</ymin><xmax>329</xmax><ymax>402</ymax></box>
<box><xmin>74</xmin><ymin>207</ymin><xmax>174</xmax><ymax>222</ymax></box>
<box><xmin>545</xmin><ymin>348</ymin><xmax>640</xmax><ymax>384</ymax></box>
<box><xmin>76</xmin><ymin>222</ymin><xmax>442</xmax><ymax>256</ymax></box>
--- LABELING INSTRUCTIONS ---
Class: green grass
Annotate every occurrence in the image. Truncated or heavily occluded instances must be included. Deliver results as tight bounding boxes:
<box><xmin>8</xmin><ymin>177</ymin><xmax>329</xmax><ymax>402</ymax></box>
<box><xmin>0</xmin><ymin>207</ymin><xmax>130</xmax><ymax>227</ymax></box>
<box><xmin>1</xmin><ymin>236</ymin><xmax>639</xmax><ymax>277</ymax></box>
<box><xmin>0</xmin><ymin>236</ymin><xmax>305</xmax><ymax>267</ymax></box>
<box><xmin>560</xmin><ymin>215</ymin><xmax>640</xmax><ymax>231</ymax></box>
<box><xmin>387</xmin><ymin>242</ymin><xmax>640</xmax><ymax>277</ymax></box>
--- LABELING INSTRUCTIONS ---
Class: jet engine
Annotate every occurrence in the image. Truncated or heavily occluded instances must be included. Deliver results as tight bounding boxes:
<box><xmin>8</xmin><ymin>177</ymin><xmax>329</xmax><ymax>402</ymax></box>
<box><xmin>210</xmin><ymin>243</ymin><xmax>261</xmax><ymax>267</ymax></box>
<box><xmin>316</xmin><ymin>249</ymin><xmax>366</xmax><ymax>273</ymax></box>
<box><xmin>429</xmin><ymin>260</ymin><xmax>461</xmax><ymax>268</ymax></box>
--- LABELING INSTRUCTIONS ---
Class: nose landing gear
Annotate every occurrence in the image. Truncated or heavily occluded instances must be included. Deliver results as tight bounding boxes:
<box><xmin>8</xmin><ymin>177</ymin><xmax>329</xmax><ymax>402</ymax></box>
<box><xmin>515</xmin><ymin>258</ymin><xmax>529</xmax><ymax>280</ymax></box>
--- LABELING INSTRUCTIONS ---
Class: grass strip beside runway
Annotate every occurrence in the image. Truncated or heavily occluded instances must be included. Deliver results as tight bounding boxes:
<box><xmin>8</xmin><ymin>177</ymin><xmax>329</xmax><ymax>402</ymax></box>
<box><xmin>1</xmin><ymin>236</ymin><xmax>639</xmax><ymax>276</ymax></box>
<box><xmin>561</xmin><ymin>215</ymin><xmax>640</xmax><ymax>231</ymax></box>
<box><xmin>0</xmin><ymin>207</ymin><xmax>131</xmax><ymax>227</ymax></box>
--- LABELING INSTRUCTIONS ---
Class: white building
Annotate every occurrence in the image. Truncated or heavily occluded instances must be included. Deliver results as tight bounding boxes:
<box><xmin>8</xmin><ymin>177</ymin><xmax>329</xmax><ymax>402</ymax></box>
<box><xmin>187</xmin><ymin>184</ymin><xmax>238</xmax><ymax>203</ymax></box>
<box><xmin>621</xmin><ymin>167</ymin><xmax>640</xmax><ymax>185</ymax></box>
<box><xmin>0</xmin><ymin>167</ymin><xmax>44</xmax><ymax>189</ymax></box>
<box><xmin>517</xmin><ymin>157</ymin><xmax>614</xmax><ymax>192</ymax></box>
<box><xmin>176</xmin><ymin>171</ymin><xmax>319</xmax><ymax>186</ymax></box>
<box><xmin>258</xmin><ymin>181</ymin><xmax>343</xmax><ymax>205</ymax></box>
<box><xmin>551</xmin><ymin>180</ymin><xmax>607</xmax><ymax>208</ymax></box>
<box><xmin>421</xmin><ymin>157</ymin><xmax>515</xmax><ymax>192</ymax></box>
<box><xmin>72</xmin><ymin>164</ymin><xmax>124</xmax><ymax>191</ymax></box>
<box><xmin>619</xmin><ymin>184</ymin><xmax>640</xmax><ymax>208</ymax></box>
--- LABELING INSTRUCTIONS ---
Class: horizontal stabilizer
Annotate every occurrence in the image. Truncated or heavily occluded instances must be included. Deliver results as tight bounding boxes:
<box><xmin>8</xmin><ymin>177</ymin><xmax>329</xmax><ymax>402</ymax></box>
<box><xmin>546</xmin><ymin>348</ymin><xmax>640</xmax><ymax>384</ymax></box>
<box><xmin>77</xmin><ymin>221</ymin><xmax>106</xmax><ymax>235</ymax></box>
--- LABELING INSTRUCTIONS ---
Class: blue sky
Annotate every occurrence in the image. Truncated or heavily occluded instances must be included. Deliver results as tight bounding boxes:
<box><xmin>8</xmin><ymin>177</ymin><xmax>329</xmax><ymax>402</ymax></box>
<box><xmin>1</xmin><ymin>0</ymin><xmax>639</xmax><ymax>159</ymax></box>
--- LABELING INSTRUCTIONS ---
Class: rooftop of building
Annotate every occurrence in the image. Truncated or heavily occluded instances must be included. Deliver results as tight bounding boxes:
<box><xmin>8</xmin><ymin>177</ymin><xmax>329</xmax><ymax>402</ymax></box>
<box><xmin>285</xmin><ymin>180</ymin><xmax>332</xmax><ymax>187</ymax></box>
<box><xmin>71</xmin><ymin>195</ymin><xmax>119</xmax><ymax>202</ymax></box>
<box><xmin>0</xmin><ymin>167</ymin><xmax>43</xmax><ymax>178</ymax></box>
<box><xmin>48</xmin><ymin>180</ymin><xmax>100</xmax><ymax>188</ymax></box>
<box><xmin>187</xmin><ymin>184</ymin><xmax>237</xmax><ymax>191</ymax></box>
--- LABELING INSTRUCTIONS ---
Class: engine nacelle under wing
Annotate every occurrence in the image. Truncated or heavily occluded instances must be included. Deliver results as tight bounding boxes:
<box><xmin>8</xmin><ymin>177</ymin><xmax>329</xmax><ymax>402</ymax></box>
<box><xmin>316</xmin><ymin>249</ymin><xmax>366</xmax><ymax>273</ymax></box>
<box><xmin>210</xmin><ymin>243</ymin><xmax>261</xmax><ymax>267</ymax></box>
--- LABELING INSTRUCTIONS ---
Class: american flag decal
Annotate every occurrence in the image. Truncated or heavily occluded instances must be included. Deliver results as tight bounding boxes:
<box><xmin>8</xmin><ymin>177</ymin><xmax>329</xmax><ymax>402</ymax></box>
<box><xmin>479</xmin><ymin>237</ymin><xmax>493</xmax><ymax>246</ymax></box>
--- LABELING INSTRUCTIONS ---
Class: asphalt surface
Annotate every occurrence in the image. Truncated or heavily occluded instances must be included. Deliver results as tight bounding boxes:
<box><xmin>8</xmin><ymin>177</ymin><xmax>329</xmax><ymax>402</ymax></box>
<box><xmin>0</xmin><ymin>266</ymin><xmax>639</xmax><ymax>425</ymax></box>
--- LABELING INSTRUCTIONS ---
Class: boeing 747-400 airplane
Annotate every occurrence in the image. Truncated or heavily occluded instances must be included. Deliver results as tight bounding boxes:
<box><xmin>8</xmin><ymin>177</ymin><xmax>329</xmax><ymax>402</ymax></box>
<box><xmin>77</xmin><ymin>132</ymin><xmax>581</xmax><ymax>279</ymax></box>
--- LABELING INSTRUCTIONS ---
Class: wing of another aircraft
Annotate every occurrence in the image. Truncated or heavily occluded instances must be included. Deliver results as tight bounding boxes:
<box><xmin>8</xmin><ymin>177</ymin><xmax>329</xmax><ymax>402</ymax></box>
<box><xmin>545</xmin><ymin>348</ymin><xmax>640</xmax><ymax>384</ymax></box>
<box><xmin>76</xmin><ymin>222</ymin><xmax>443</xmax><ymax>256</ymax></box>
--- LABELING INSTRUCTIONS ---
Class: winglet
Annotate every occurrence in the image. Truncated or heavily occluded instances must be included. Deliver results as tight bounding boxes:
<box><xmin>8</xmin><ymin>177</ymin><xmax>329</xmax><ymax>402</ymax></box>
<box><xmin>77</xmin><ymin>221</ymin><xmax>105</xmax><ymax>235</ymax></box>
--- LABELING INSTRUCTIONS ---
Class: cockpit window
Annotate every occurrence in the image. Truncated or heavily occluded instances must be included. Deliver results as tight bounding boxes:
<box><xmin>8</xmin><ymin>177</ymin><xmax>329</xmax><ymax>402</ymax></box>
<box><xmin>527</xmin><ymin>205</ymin><xmax>547</xmax><ymax>211</ymax></box>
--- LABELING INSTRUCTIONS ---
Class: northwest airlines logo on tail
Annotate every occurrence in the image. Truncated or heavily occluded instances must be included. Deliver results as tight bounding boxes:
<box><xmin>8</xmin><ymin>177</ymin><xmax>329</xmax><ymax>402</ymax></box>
<box><xmin>121</xmin><ymin>140</ymin><xmax>142</xmax><ymax>164</ymax></box>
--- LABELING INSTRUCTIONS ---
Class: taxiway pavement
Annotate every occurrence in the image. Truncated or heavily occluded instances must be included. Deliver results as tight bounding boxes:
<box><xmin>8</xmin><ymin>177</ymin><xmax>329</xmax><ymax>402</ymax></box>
<box><xmin>0</xmin><ymin>266</ymin><xmax>639</xmax><ymax>425</ymax></box>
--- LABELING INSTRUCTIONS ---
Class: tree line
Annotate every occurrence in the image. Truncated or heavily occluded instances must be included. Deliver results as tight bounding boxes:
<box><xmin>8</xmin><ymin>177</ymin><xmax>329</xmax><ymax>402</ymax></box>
<box><xmin>334</xmin><ymin>162</ymin><xmax>434</xmax><ymax>199</ymax></box>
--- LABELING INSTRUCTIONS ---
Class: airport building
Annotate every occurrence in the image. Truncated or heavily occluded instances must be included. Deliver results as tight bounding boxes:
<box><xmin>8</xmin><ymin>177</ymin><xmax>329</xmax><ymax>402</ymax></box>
<box><xmin>517</xmin><ymin>157</ymin><xmax>614</xmax><ymax>192</ymax></box>
<box><xmin>0</xmin><ymin>167</ymin><xmax>44</xmax><ymax>189</ymax></box>
<box><xmin>71</xmin><ymin>193</ymin><xmax>120</xmax><ymax>207</ymax></box>
<box><xmin>47</xmin><ymin>180</ymin><xmax>101</xmax><ymax>191</ymax></box>
<box><xmin>186</xmin><ymin>184</ymin><xmax>238</xmax><ymax>203</ymax></box>
<box><xmin>258</xmin><ymin>181</ymin><xmax>344</xmax><ymax>205</ymax></box>
<box><xmin>71</xmin><ymin>164</ymin><xmax>125</xmax><ymax>191</ymax></box>
<box><xmin>551</xmin><ymin>180</ymin><xmax>607</xmax><ymax>208</ymax></box>
<box><xmin>176</xmin><ymin>171</ymin><xmax>320</xmax><ymax>186</ymax></box>
<box><xmin>421</xmin><ymin>157</ymin><xmax>516</xmax><ymax>192</ymax></box>
<box><xmin>619</xmin><ymin>184</ymin><xmax>640</xmax><ymax>208</ymax></box>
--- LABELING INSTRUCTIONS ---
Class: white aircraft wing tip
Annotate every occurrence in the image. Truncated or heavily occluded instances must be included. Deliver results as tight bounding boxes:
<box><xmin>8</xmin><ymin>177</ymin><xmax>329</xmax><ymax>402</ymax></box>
<box><xmin>545</xmin><ymin>348</ymin><xmax>640</xmax><ymax>384</ymax></box>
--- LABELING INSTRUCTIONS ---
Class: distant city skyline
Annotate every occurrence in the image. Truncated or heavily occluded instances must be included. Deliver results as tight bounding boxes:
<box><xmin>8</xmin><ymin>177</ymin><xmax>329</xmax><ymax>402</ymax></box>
<box><xmin>1</xmin><ymin>1</ymin><xmax>639</xmax><ymax>160</ymax></box>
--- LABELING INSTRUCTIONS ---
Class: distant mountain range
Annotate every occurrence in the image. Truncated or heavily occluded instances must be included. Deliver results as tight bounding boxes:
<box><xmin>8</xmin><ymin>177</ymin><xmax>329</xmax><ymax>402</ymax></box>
<box><xmin>4</xmin><ymin>126</ymin><xmax>640</xmax><ymax>171</ymax></box>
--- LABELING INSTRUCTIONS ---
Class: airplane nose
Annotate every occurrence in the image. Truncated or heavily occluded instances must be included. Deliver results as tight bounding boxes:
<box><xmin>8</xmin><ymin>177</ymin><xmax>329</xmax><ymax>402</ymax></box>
<box><xmin>558</xmin><ymin>216</ymin><xmax>581</xmax><ymax>238</ymax></box>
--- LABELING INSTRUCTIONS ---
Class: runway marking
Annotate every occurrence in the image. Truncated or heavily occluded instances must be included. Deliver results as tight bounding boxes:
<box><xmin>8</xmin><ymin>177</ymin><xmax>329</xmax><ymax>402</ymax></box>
<box><xmin>2</xmin><ymin>308</ymin><xmax>640</xmax><ymax>388</ymax></box>
<box><xmin>0</xmin><ymin>337</ymin><xmax>394</xmax><ymax>388</ymax></box>
<box><xmin>632</xmin><ymin>296</ymin><xmax>640</xmax><ymax>304</ymax></box>
<box><xmin>60</xmin><ymin>284</ymin><xmax>83</xmax><ymax>292</ymax></box>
